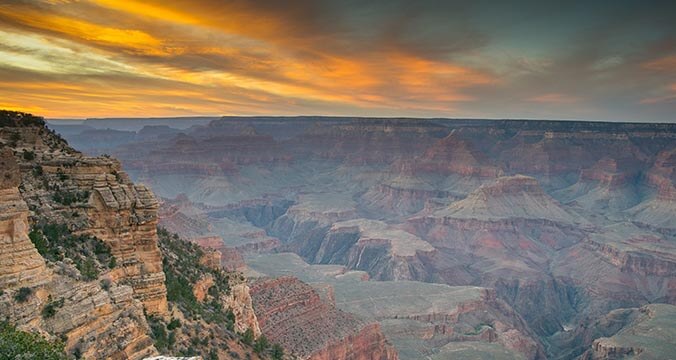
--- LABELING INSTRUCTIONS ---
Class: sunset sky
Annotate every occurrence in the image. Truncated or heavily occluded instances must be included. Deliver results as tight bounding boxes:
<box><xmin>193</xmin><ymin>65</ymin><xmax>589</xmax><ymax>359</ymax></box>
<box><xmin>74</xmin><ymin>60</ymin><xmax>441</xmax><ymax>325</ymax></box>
<box><xmin>1</xmin><ymin>0</ymin><xmax>675</xmax><ymax>121</ymax></box>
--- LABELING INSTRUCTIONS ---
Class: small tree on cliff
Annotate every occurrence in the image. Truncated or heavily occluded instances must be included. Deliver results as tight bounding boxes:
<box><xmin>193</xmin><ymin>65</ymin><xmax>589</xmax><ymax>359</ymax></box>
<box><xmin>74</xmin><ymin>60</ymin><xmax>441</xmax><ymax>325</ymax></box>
<box><xmin>241</xmin><ymin>328</ymin><xmax>254</xmax><ymax>346</ymax></box>
<box><xmin>271</xmin><ymin>343</ymin><xmax>284</xmax><ymax>360</ymax></box>
<box><xmin>253</xmin><ymin>334</ymin><xmax>269</xmax><ymax>353</ymax></box>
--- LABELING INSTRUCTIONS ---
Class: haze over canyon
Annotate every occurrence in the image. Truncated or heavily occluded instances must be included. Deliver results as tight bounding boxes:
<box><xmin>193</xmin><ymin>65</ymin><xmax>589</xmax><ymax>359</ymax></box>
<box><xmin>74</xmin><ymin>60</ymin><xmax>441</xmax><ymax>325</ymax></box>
<box><xmin>37</xmin><ymin>115</ymin><xmax>675</xmax><ymax>359</ymax></box>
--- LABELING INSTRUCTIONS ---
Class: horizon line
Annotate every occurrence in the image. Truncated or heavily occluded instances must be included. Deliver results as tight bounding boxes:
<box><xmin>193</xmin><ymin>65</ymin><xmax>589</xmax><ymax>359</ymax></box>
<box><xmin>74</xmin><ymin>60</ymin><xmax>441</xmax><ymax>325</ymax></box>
<box><xmin>44</xmin><ymin>114</ymin><xmax>676</xmax><ymax>125</ymax></box>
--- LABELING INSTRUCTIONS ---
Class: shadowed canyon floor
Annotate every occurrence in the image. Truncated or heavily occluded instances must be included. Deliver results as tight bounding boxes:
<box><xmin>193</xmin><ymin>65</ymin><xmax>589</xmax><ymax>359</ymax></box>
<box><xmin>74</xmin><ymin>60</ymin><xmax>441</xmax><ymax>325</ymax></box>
<box><xmin>51</xmin><ymin>116</ymin><xmax>676</xmax><ymax>359</ymax></box>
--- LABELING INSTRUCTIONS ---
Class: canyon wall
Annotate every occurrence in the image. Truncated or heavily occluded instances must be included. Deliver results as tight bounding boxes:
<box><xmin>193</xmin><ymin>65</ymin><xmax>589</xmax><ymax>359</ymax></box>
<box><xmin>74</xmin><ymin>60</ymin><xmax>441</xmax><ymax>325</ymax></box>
<box><xmin>0</xmin><ymin>111</ymin><xmax>266</xmax><ymax>359</ymax></box>
<box><xmin>250</xmin><ymin>276</ymin><xmax>398</xmax><ymax>360</ymax></box>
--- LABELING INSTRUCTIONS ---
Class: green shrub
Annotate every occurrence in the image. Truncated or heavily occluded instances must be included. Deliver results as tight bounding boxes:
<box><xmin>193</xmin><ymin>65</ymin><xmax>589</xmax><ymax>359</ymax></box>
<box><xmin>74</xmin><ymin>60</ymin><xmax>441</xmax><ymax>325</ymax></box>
<box><xmin>28</xmin><ymin>223</ymin><xmax>115</xmax><ymax>281</ymax></box>
<box><xmin>148</xmin><ymin>318</ymin><xmax>169</xmax><ymax>352</ymax></box>
<box><xmin>77</xmin><ymin>258</ymin><xmax>99</xmax><ymax>281</ymax></box>
<box><xmin>253</xmin><ymin>334</ymin><xmax>269</xmax><ymax>354</ymax></box>
<box><xmin>167</xmin><ymin>318</ymin><xmax>181</xmax><ymax>330</ymax></box>
<box><xmin>29</xmin><ymin>230</ymin><xmax>51</xmax><ymax>258</ymax></box>
<box><xmin>9</xmin><ymin>132</ymin><xmax>21</xmax><ymax>146</ymax></box>
<box><xmin>271</xmin><ymin>343</ymin><xmax>284</xmax><ymax>360</ymax></box>
<box><xmin>42</xmin><ymin>297</ymin><xmax>65</xmax><ymax>319</ymax></box>
<box><xmin>208</xmin><ymin>349</ymin><xmax>219</xmax><ymax>360</ymax></box>
<box><xmin>56</xmin><ymin>168</ymin><xmax>68</xmax><ymax>181</ymax></box>
<box><xmin>0</xmin><ymin>321</ymin><xmax>66</xmax><ymax>359</ymax></box>
<box><xmin>100</xmin><ymin>279</ymin><xmax>111</xmax><ymax>291</ymax></box>
<box><xmin>241</xmin><ymin>328</ymin><xmax>254</xmax><ymax>346</ymax></box>
<box><xmin>14</xmin><ymin>287</ymin><xmax>32</xmax><ymax>303</ymax></box>
<box><xmin>22</xmin><ymin>150</ymin><xmax>35</xmax><ymax>161</ymax></box>
<box><xmin>52</xmin><ymin>190</ymin><xmax>89</xmax><ymax>206</ymax></box>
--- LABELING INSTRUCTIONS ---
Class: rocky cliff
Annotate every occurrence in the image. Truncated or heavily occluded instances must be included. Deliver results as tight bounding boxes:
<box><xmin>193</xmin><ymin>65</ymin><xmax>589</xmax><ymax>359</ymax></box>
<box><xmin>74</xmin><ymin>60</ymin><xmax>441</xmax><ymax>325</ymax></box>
<box><xmin>250</xmin><ymin>276</ymin><xmax>398</xmax><ymax>360</ymax></box>
<box><xmin>0</xmin><ymin>111</ymin><xmax>265</xmax><ymax>359</ymax></box>
<box><xmin>1</xmin><ymin>116</ymin><xmax>169</xmax><ymax>315</ymax></box>
<box><xmin>576</xmin><ymin>304</ymin><xmax>676</xmax><ymax>360</ymax></box>
<box><xmin>0</xmin><ymin>149</ymin><xmax>50</xmax><ymax>290</ymax></box>
<box><xmin>0</xmin><ymin>114</ymin><xmax>158</xmax><ymax>359</ymax></box>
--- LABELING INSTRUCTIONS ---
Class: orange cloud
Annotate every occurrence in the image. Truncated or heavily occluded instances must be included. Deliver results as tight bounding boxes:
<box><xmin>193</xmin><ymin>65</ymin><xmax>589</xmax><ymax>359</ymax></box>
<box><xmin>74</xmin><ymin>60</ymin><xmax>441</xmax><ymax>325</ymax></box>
<box><xmin>527</xmin><ymin>93</ymin><xmax>579</xmax><ymax>104</ymax></box>
<box><xmin>643</xmin><ymin>55</ymin><xmax>676</xmax><ymax>72</ymax></box>
<box><xmin>0</xmin><ymin>6</ymin><xmax>169</xmax><ymax>56</ymax></box>
<box><xmin>0</xmin><ymin>1</ymin><xmax>498</xmax><ymax>118</ymax></box>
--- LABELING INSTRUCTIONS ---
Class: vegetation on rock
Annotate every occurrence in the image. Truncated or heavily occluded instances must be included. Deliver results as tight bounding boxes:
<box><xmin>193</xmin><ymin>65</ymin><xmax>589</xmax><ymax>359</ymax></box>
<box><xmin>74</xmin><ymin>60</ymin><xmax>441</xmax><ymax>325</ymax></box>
<box><xmin>0</xmin><ymin>111</ymin><xmax>45</xmax><ymax>127</ymax></box>
<box><xmin>28</xmin><ymin>223</ymin><xmax>116</xmax><ymax>281</ymax></box>
<box><xmin>13</xmin><ymin>287</ymin><xmax>33</xmax><ymax>303</ymax></box>
<box><xmin>0</xmin><ymin>321</ymin><xmax>67</xmax><ymax>360</ymax></box>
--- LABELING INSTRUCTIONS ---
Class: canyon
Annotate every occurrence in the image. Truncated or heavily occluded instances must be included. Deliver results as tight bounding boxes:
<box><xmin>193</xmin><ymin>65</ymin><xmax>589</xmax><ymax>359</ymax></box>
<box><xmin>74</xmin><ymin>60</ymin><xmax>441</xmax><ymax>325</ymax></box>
<box><xmin>14</xmin><ymin>114</ymin><xmax>676</xmax><ymax>359</ymax></box>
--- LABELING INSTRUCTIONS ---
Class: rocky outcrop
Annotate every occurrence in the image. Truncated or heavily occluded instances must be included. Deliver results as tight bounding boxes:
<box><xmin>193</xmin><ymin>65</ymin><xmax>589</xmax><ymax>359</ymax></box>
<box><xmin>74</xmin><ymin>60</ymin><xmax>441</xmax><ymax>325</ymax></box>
<box><xmin>589</xmin><ymin>339</ymin><xmax>642</xmax><ymax>359</ymax></box>
<box><xmin>86</xmin><ymin>169</ymin><xmax>168</xmax><ymax>315</ymax></box>
<box><xmin>577</xmin><ymin>304</ymin><xmax>676</xmax><ymax>360</ymax></box>
<box><xmin>0</xmin><ymin>112</ymin><xmax>167</xmax><ymax>358</ymax></box>
<box><xmin>192</xmin><ymin>275</ymin><xmax>215</xmax><ymax>302</ymax></box>
<box><xmin>193</xmin><ymin>236</ymin><xmax>246</xmax><ymax>271</ymax></box>
<box><xmin>1</xmin><ymin>279</ymin><xmax>158</xmax><ymax>359</ymax></box>
<box><xmin>223</xmin><ymin>282</ymin><xmax>262</xmax><ymax>337</ymax></box>
<box><xmin>0</xmin><ymin>114</ymin><xmax>170</xmax><ymax>316</ymax></box>
<box><xmin>250</xmin><ymin>276</ymin><xmax>398</xmax><ymax>360</ymax></box>
<box><xmin>0</xmin><ymin>149</ymin><xmax>50</xmax><ymax>290</ymax></box>
<box><xmin>20</xmin><ymin>155</ymin><xmax>169</xmax><ymax>315</ymax></box>
<box><xmin>310</xmin><ymin>323</ymin><xmax>399</xmax><ymax>360</ymax></box>
<box><xmin>626</xmin><ymin>149</ymin><xmax>676</xmax><ymax>230</ymax></box>
<box><xmin>0</xmin><ymin>112</ymin><xmax>275</xmax><ymax>359</ymax></box>
<box><xmin>0</xmin><ymin>126</ymin><xmax>158</xmax><ymax>358</ymax></box>
<box><xmin>412</xmin><ymin>130</ymin><xmax>502</xmax><ymax>178</ymax></box>
<box><xmin>585</xmin><ymin>237</ymin><xmax>676</xmax><ymax>277</ymax></box>
<box><xmin>315</xmin><ymin>220</ymin><xmax>436</xmax><ymax>281</ymax></box>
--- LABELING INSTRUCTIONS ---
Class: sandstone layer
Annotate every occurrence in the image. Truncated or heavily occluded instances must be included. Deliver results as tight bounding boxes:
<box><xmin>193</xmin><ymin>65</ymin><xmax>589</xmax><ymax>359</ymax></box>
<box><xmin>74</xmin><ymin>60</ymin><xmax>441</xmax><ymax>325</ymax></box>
<box><xmin>250</xmin><ymin>276</ymin><xmax>398</xmax><ymax>360</ymax></box>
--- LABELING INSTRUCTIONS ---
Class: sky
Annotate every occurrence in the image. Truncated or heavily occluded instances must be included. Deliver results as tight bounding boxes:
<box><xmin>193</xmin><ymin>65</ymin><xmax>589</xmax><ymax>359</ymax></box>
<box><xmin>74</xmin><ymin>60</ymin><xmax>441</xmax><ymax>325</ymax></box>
<box><xmin>0</xmin><ymin>0</ymin><xmax>675</xmax><ymax>122</ymax></box>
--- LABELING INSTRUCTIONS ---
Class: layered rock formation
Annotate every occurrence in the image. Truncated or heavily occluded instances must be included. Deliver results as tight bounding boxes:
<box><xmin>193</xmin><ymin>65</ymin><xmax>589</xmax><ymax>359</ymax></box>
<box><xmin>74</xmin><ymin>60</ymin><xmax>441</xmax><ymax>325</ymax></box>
<box><xmin>0</xmin><ymin>115</ymin><xmax>159</xmax><ymax>359</ymax></box>
<box><xmin>250</xmin><ymin>276</ymin><xmax>397</xmax><ymax>360</ymax></box>
<box><xmin>0</xmin><ymin>111</ymin><xmax>265</xmax><ymax>359</ymax></box>
<box><xmin>627</xmin><ymin>148</ymin><xmax>676</xmax><ymax>230</ymax></box>
<box><xmin>0</xmin><ymin>149</ymin><xmax>50</xmax><ymax>290</ymax></box>
<box><xmin>578</xmin><ymin>304</ymin><xmax>676</xmax><ymax>360</ymax></box>
<box><xmin>16</xmin><ymin>145</ymin><xmax>169</xmax><ymax>315</ymax></box>
<box><xmin>316</xmin><ymin>219</ymin><xmax>435</xmax><ymax>281</ymax></box>
<box><xmin>246</xmin><ymin>253</ymin><xmax>545</xmax><ymax>360</ymax></box>
<box><xmin>223</xmin><ymin>282</ymin><xmax>261</xmax><ymax>336</ymax></box>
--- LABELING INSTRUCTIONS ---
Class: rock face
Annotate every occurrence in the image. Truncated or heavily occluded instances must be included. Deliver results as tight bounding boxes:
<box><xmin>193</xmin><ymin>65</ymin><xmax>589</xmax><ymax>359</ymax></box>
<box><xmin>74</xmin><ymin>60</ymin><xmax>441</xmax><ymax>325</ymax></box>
<box><xmin>576</xmin><ymin>304</ymin><xmax>676</xmax><ymax>360</ymax></box>
<box><xmin>250</xmin><ymin>276</ymin><xmax>398</xmax><ymax>360</ymax></box>
<box><xmin>0</xmin><ymin>112</ymin><xmax>264</xmax><ymax>359</ymax></box>
<box><xmin>430</xmin><ymin>175</ymin><xmax>583</xmax><ymax>224</ymax></box>
<box><xmin>0</xmin><ymin>149</ymin><xmax>50</xmax><ymax>290</ymax></box>
<box><xmin>413</xmin><ymin>130</ymin><xmax>502</xmax><ymax>178</ymax></box>
<box><xmin>0</xmin><ymin>113</ymin><xmax>168</xmax><ymax>315</ymax></box>
<box><xmin>0</xmin><ymin>119</ymin><xmax>158</xmax><ymax>358</ymax></box>
<box><xmin>246</xmin><ymin>253</ymin><xmax>545</xmax><ymax>360</ymax></box>
<box><xmin>0</xmin><ymin>157</ymin><xmax>154</xmax><ymax>357</ymax></box>
<box><xmin>85</xmin><ymin>168</ymin><xmax>168</xmax><ymax>314</ymax></box>
<box><xmin>223</xmin><ymin>282</ymin><xmax>262</xmax><ymax>337</ymax></box>
<box><xmin>17</xmin><ymin>149</ymin><xmax>169</xmax><ymax>315</ymax></box>
<box><xmin>316</xmin><ymin>219</ymin><xmax>436</xmax><ymax>281</ymax></box>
